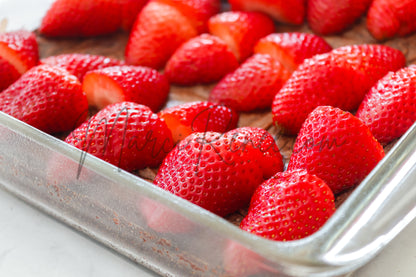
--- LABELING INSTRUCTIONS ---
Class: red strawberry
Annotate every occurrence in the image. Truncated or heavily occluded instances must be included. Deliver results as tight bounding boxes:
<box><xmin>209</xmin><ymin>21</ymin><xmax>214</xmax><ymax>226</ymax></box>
<box><xmin>82</xmin><ymin>65</ymin><xmax>170</xmax><ymax>112</ymax></box>
<box><xmin>120</xmin><ymin>0</ymin><xmax>149</xmax><ymax>30</ymax></box>
<box><xmin>228</xmin><ymin>0</ymin><xmax>306</xmax><ymax>25</ymax></box>
<box><xmin>39</xmin><ymin>0</ymin><xmax>122</xmax><ymax>37</ymax></box>
<box><xmin>158</xmin><ymin>101</ymin><xmax>239</xmax><ymax>143</ymax></box>
<box><xmin>0</xmin><ymin>64</ymin><xmax>88</xmax><ymax>134</ymax></box>
<box><xmin>209</xmin><ymin>53</ymin><xmax>290</xmax><ymax>112</ymax></box>
<box><xmin>125</xmin><ymin>1</ymin><xmax>198</xmax><ymax>69</ymax></box>
<box><xmin>41</xmin><ymin>54</ymin><xmax>123</xmax><ymax>81</ymax></box>
<box><xmin>0</xmin><ymin>57</ymin><xmax>20</xmax><ymax>92</ymax></box>
<box><xmin>65</xmin><ymin>101</ymin><xmax>174</xmax><ymax>171</ymax></box>
<box><xmin>307</xmin><ymin>0</ymin><xmax>373</xmax><ymax>35</ymax></box>
<box><xmin>165</xmin><ymin>34</ymin><xmax>239</xmax><ymax>85</ymax></box>
<box><xmin>154</xmin><ymin>127</ymin><xmax>283</xmax><ymax>216</ymax></box>
<box><xmin>288</xmin><ymin>106</ymin><xmax>385</xmax><ymax>194</ymax></box>
<box><xmin>367</xmin><ymin>0</ymin><xmax>416</xmax><ymax>41</ymax></box>
<box><xmin>155</xmin><ymin>0</ymin><xmax>221</xmax><ymax>33</ymax></box>
<box><xmin>356</xmin><ymin>65</ymin><xmax>416</xmax><ymax>145</ymax></box>
<box><xmin>272</xmin><ymin>44</ymin><xmax>406</xmax><ymax>135</ymax></box>
<box><xmin>0</xmin><ymin>30</ymin><xmax>39</xmax><ymax>74</ymax></box>
<box><xmin>253</xmin><ymin>32</ymin><xmax>332</xmax><ymax>72</ymax></box>
<box><xmin>208</xmin><ymin>11</ymin><xmax>275</xmax><ymax>61</ymax></box>
<box><xmin>240</xmin><ymin>169</ymin><xmax>335</xmax><ymax>241</ymax></box>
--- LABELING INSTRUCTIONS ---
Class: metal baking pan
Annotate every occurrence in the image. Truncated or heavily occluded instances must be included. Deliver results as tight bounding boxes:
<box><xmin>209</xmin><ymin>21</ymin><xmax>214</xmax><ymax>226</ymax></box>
<box><xmin>1</xmin><ymin>108</ymin><xmax>415</xmax><ymax>277</ymax></box>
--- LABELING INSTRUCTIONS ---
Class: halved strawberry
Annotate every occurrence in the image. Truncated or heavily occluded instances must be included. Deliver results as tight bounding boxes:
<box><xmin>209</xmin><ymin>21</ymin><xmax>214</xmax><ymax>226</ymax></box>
<box><xmin>209</xmin><ymin>53</ymin><xmax>290</xmax><ymax>112</ymax></box>
<box><xmin>253</xmin><ymin>32</ymin><xmax>332</xmax><ymax>72</ymax></box>
<box><xmin>165</xmin><ymin>34</ymin><xmax>239</xmax><ymax>85</ymax></box>
<box><xmin>240</xmin><ymin>169</ymin><xmax>335</xmax><ymax>241</ymax></box>
<box><xmin>41</xmin><ymin>53</ymin><xmax>123</xmax><ymax>81</ymax></box>
<box><xmin>208</xmin><ymin>11</ymin><xmax>275</xmax><ymax>61</ymax></box>
<box><xmin>155</xmin><ymin>0</ymin><xmax>221</xmax><ymax>33</ymax></box>
<box><xmin>356</xmin><ymin>65</ymin><xmax>416</xmax><ymax>144</ymax></box>
<box><xmin>154</xmin><ymin>127</ymin><xmax>283</xmax><ymax>216</ymax></box>
<box><xmin>229</xmin><ymin>0</ymin><xmax>306</xmax><ymax>25</ymax></box>
<box><xmin>125</xmin><ymin>1</ymin><xmax>198</xmax><ymax>69</ymax></box>
<box><xmin>272</xmin><ymin>44</ymin><xmax>406</xmax><ymax>135</ymax></box>
<box><xmin>288</xmin><ymin>106</ymin><xmax>385</xmax><ymax>194</ymax></box>
<box><xmin>39</xmin><ymin>0</ymin><xmax>122</xmax><ymax>37</ymax></box>
<box><xmin>307</xmin><ymin>0</ymin><xmax>373</xmax><ymax>35</ymax></box>
<box><xmin>0</xmin><ymin>57</ymin><xmax>20</xmax><ymax>92</ymax></box>
<box><xmin>82</xmin><ymin>65</ymin><xmax>170</xmax><ymax>112</ymax></box>
<box><xmin>65</xmin><ymin>101</ymin><xmax>174</xmax><ymax>171</ymax></box>
<box><xmin>158</xmin><ymin>101</ymin><xmax>239</xmax><ymax>143</ymax></box>
<box><xmin>0</xmin><ymin>64</ymin><xmax>88</xmax><ymax>134</ymax></box>
<box><xmin>367</xmin><ymin>0</ymin><xmax>416</xmax><ymax>41</ymax></box>
<box><xmin>0</xmin><ymin>30</ymin><xmax>39</xmax><ymax>75</ymax></box>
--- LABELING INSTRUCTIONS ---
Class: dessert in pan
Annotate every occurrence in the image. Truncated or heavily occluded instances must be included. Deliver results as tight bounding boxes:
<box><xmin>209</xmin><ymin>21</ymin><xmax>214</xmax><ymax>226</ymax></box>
<box><xmin>0</xmin><ymin>0</ymin><xmax>415</xmax><ymax>276</ymax></box>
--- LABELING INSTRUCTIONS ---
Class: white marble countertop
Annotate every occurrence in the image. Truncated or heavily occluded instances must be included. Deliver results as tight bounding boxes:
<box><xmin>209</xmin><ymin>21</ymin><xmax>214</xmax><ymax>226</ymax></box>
<box><xmin>1</xmin><ymin>1</ymin><xmax>415</xmax><ymax>276</ymax></box>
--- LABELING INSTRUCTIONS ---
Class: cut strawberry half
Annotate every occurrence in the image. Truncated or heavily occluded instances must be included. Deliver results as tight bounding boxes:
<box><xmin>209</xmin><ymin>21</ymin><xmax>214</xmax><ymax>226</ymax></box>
<box><xmin>0</xmin><ymin>30</ymin><xmax>39</xmax><ymax>75</ymax></box>
<box><xmin>254</xmin><ymin>32</ymin><xmax>332</xmax><ymax>72</ymax></box>
<box><xmin>208</xmin><ymin>11</ymin><xmax>275</xmax><ymax>61</ymax></box>
<box><xmin>158</xmin><ymin>101</ymin><xmax>239</xmax><ymax>143</ymax></box>
<box><xmin>83</xmin><ymin>65</ymin><xmax>170</xmax><ymax>112</ymax></box>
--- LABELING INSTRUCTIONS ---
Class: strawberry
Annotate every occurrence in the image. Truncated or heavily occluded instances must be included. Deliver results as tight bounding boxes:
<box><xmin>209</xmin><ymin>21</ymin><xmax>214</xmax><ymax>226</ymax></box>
<box><xmin>65</xmin><ymin>101</ymin><xmax>174</xmax><ymax>171</ymax></box>
<box><xmin>253</xmin><ymin>32</ymin><xmax>332</xmax><ymax>72</ymax></box>
<box><xmin>82</xmin><ymin>65</ymin><xmax>170</xmax><ymax>112</ymax></box>
<box><xmin>41</xmin><ymin>54</ymin><xmax>123</xmax><ymax>81</ymax></box>
<box><xmin>356</xmin><ymin>65</ymin><xmax>416</xmax><ymax>145</ymax></box>
<box><xmin>0</xmin><ymin>64</ymin><xmax>88</xmax><ymax>134</ymax></box>
<box><xmin>288</xmin><ymin>106</ymin><xmax>385</xmax><ymax>194</ymax></box>
<box><xmin>307</xmin><ymin>0</ymin><xmax>373</xmax><ymax>35</ymax></box>
<box><xmin>208</xmin><ymin>11</ymin><xmax>275</xmax><ymax>62</ymax></box>
<box><xmin>39</xmin><ymin>0</ymin><xmax>123</xmax><ymax>37</ymax></box>
<box><xmin>0</xmin><ymin>30</ymin><xmax>39</xmax><ymax>74</ymax></box>
<box><xmin>367</xmin><ymin>0</ymin><xmax>416</xmax><ymax>41</ymax></box>
<box><xmin>228</xmin><ymin>0</ymin><xmax>306</xmax><ymax>25</ymax></box>
<box><xmin>272</xmin><ymin>44</ymin><xmax>406</xmax><ymax>135</ymax></box>
<box><xmin>0</xmin><ymin>57</ymin><xmax>20</xmax><ymax>92</ymax></box>
<box><xmin>165</xmin><ymin>34</ymin><xmax>239</xmax><ymax>85</ymax></box>
<box><xmin>120</xmin><ymin>0</ymin><xmax>149</xmax><ymax>30</ymax></box>
<box><xmin>240</xmin><ymin>169</ymin><xmax>335</xmax><ymax>241</ymax></box>
<box><xmin>125</xmin><ymin>1</ymin><xmax>198</xmax><ymax>69</ymax></box>
<box><xmin>209</xmin><ymin>53</ymin><xmax>290</xmax><ymax>112</ymax></box>
<box><xmin>154</xmin><ymin>127</ymin><xmax>283</xmax><ymax>216</ymax></box>
<box><xmin>155</xmin><ymin>0</ymin><xmax>221</xmax><ymax>33</ymax></box>
<box><xmin>158</xmin><ymin>101</ymin><xmax>239</xmax><ymax>143</ymax></box>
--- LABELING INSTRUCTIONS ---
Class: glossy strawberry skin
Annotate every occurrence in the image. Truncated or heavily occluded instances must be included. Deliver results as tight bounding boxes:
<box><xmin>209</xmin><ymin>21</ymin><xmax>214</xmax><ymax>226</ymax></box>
<box><xmin>367</xmin><ymin>0</ymin><xmax>416</xmax><ymax>41</ymax></box>
<box><xmin>288</xmin><ymin>106</ymin><xmax>385</xmax><ymax>194</ymax></box>
<box><xmin>82</xmin><ymin>65</ymin><xmax>170</xmax><ymax>112</ymax></box>
<box><xmin>158</xmin><ymin>101</ymin><xmax>239</xmax><ymax>143</ymax></box>
<box><xmin>165</xmin><ymin>34</ymin><xmax>239</xmax><ymax>85</ymax></box>
<box><xmin>307</xmin><ymin>0</ymin><xmax>373</xmax><ymax>35</ymax></box>
<box><xmin>356</xmin><ymin>65</ymin><xmax>416</xmax><ymax>144</ymax></box>
<box><xmin>253</xmin><ymin>32</ymin><xmax>332</xmax><ymax>72</ymax></box>
<box><xmin>65</xmin><ymin>102</ymin><xmax>174</xmax><ymax>171</ymax></box>
<box><xmin>0</xmin><ymin>64</ymin><xmax>88</xmax><ymax>134</ymax></box>
<box><xmin>240</xmin><ymin>170</ymin><xmax>335</xmax><ymax>241</ymax></box>
<box><xmin>208</xmin><ymin>11</ymin><xmax>275</xmax><ymax>61</ymax></box>
<box><xmin>39</xmin><ymin>0</ymin><xmax>122</xmax><ymax>37</ymax></box>
<box><xmin>155</xmin><ymin>0</ymin><xmax>221</xmax><ymax>33</ymax></box>
<box><xmin>154</xmin><ymin>127</ymin><xmax>283</xmax><ymax>216</ymax></box>
<box><xmin>125</xmin><ymin>1</ymin><xmax>197</xmax><ymax>69</ymax></box>
<box><xmin>41</xmin><ymin>54</ymin><xmax>123</xmax><ymax>82</ymax></box>
<box><xmin>0</xmin><ymin>57</ymin><xmax>20</xmax><ymax>92</ymax></box>
<box><xmin>120</xmin><ymin>0</ymin><xmax>149</xmax><ymax>30</ymax></box>
<box><xmin>209</xmin><ymin>53</ymin><xmax>290</xmax><ymax>112</ymax></box>
<box><xmin>229</xmin><ymin>0</ymin><xmax>306</xmax><ymax>25</ymax></box>
<box><xmin>0</xmin><ymin>30</ymin><xmax>39</xmax><ymax>74</ymax></box>
<box><xmin>272</xmin><ymin>44</ymin><xmax>406</xmax><ymax>135</ymax></box>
